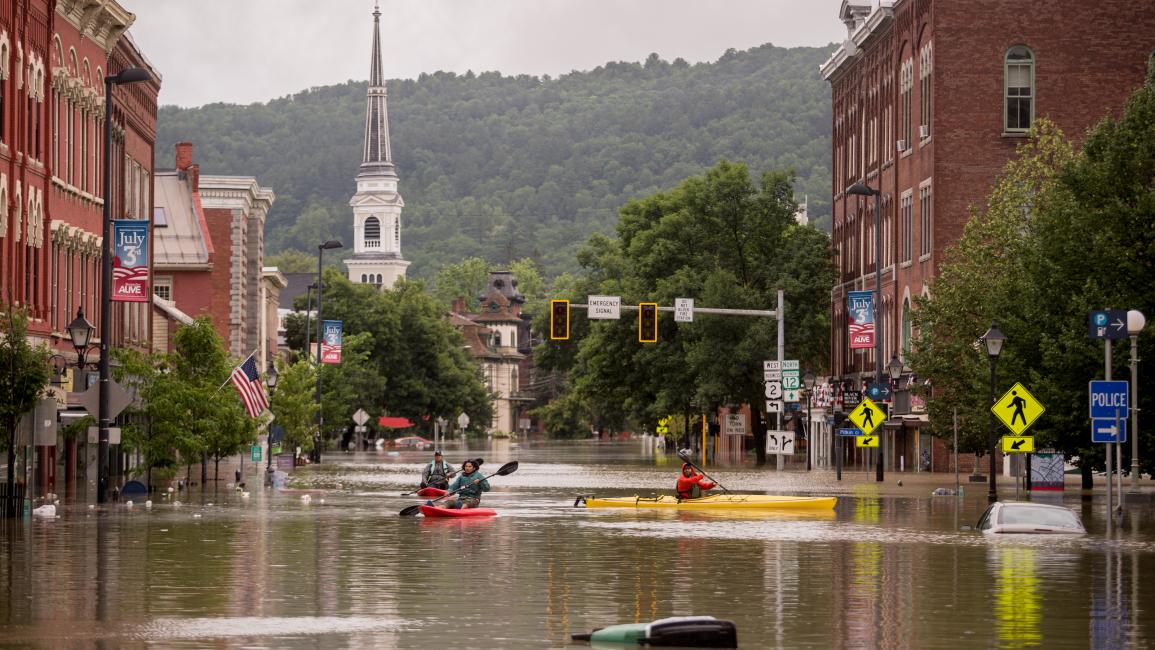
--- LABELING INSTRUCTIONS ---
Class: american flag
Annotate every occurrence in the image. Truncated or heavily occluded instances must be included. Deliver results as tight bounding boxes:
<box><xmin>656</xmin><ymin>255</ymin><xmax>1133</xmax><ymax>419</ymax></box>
<box><xmin>230</xmin><ymin>356</ymin><xmax>269</xmax><ymax>418</ymax></box>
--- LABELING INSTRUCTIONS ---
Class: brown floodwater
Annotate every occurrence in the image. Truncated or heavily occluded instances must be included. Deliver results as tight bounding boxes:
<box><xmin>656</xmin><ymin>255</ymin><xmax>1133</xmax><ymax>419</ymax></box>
<box><xmin>1</xmin><ymin>440</ymin><xmax>1151</xmax><ymax>649</ymax></box>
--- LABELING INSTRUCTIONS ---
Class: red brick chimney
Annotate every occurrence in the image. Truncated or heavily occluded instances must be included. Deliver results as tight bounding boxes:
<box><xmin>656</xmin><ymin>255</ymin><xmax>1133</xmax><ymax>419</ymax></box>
<box><xmin>187</xmin><ymin>163</ymin><xmax>200</xmax><ymax>190</ymax></box>
<box><xmin>452</xmin><ymin>297</ymin><xmax>466</xmax><ymax>313</ymax></box>
<box><xmin>175</xmin><ymin>142</ymin><xmax>194</xmax><ymax>171</ymax></box>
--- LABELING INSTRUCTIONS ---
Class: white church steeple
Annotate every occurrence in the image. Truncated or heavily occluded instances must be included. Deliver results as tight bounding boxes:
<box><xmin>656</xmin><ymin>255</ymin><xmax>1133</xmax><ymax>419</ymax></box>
<box><xmin>345</xmin><ymin>1</ymin><xmax>410</xmax><ymax>289</ymax></box>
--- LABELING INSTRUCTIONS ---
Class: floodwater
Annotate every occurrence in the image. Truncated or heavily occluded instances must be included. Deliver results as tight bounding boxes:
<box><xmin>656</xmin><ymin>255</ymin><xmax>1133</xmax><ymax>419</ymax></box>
<box><xmin>1</xmin><ymin>440</ymin><xmax>1152</xmax><ymax>649</ymax></box>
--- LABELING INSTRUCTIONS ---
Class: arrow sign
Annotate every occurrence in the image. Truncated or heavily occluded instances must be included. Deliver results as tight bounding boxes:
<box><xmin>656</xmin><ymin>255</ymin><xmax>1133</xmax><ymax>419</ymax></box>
<box><xmin>855</xmin><ymin>435</ymin><xmax>879</xmax><ymax>448</ymax></box>
<box><xmin>1092</xmin><ymin>419</ymin><xmax>1127</xmax><ymax>443</ymax></box>
<box><xmin>1001</xmin><ymin>436</ymin><xmax>1035</xmax><ymax>453</ymax></box>
<box><xmin>1089</xmin><ymin>309</ymin><xmax>1129</xmax><ymax>340</ymax></box>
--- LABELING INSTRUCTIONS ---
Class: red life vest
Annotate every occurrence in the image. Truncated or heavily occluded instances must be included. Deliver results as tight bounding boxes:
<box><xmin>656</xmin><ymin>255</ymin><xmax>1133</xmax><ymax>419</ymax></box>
<box><xmin>676</xmin><ymin>463</ymin><xmax>715</xmax><ymax>499</ymax></box>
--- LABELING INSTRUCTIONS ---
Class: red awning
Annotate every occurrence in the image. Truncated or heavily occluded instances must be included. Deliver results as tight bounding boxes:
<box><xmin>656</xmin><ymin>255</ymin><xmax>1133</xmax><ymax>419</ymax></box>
<box><xmin>378</xmin><ymin>416</ymin><xmax>415</xmax><ymax>429</ymax></box>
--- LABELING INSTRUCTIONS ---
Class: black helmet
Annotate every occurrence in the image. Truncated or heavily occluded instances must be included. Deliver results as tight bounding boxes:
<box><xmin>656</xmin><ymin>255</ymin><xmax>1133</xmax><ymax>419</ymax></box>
<box><xmin>434</xmin><ymin>450</ymin><xmax>443</xmax><ymax>456</ymax></box>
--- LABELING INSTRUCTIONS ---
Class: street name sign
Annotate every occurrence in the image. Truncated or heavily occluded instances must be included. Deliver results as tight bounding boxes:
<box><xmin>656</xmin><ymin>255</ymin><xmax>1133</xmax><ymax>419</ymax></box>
<box><xmin>1001</xmin><ymin>436</ymin><xmax>1035</xmax><ymax>453</ymax></box>
<box><xmin>766</xmin><ymin>430</ymin><xmax>795</xmax><ymax>455</ymax></box>
<box><xmin>1088</xmin><ymin>380</ymin><xmax>1128</xmax><ymax>420</ymax></box>
<box><xmin>1088</xmin><ymin>309</ymin><xmax>1128</xmax><ymax>340</ymax></box>
<box><xmin>251</xmin><ymin>445</ymin><xmax>262</xmax><ymax>462</ymax></box>
<box><xmin>848</xmin><ymin>398</ymin><xmax>886</xmax><ymax>435</ymax></box>
<box><xmin>1092</xmin><ymin>419</ymin><xmax>1127</xmax><ymax>443</ymax></box>
<box><xmin>674</xmin><ymin>298</ymin><xmax>694</xmax><ymax>323</ymax></box>
<box><xmin>838</xmin><ymin>427</ymin><xmax>863</xmax><ymax>437</ymax></box>
<box><xmin>992</xmin><ymin>382</ymin><xmax>1044</xmax><ymax>436</ymax></box>
<box><xmin>587</xmin><ymin>295</ymin><xmax>621</xmax><ymax>319</ymax></box>
<box><xmin>855</xmin><ymin>435</ymin><xmax>879</xmax><ymax>448</ymax></box>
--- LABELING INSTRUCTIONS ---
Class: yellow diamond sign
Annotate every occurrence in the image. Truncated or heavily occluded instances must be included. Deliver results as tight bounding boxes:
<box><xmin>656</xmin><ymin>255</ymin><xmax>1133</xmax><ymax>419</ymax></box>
<box><xmin>1001</xmin><ymin>436</ymin><xmax>1035</xmax><ymax>453</ymax></box>
<box><xmin>855</xmin><ymin>434</ymin><xmax>880</xmax><ymax>448</ymax></box>
<box><xmin>848</xmin><ymin>397</ymin><xmax>887</xmax><ymax>436</ymax></box>
<box><xmin>992</xmin><ymin>382</ymin><xmax>1045</xmax><ymax>435</ymax></box>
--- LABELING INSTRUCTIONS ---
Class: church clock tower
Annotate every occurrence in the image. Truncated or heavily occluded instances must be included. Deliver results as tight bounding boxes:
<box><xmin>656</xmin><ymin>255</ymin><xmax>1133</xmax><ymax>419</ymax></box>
<box><xmin>345</xmin><ymin>1</ymin><xmax>410</xmax><ymax>288</ymax></box>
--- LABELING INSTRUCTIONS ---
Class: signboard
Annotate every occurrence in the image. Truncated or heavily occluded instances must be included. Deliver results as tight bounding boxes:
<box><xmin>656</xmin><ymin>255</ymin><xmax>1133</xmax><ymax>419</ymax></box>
<box><xmin>1088</xmin><ymin>380</ymin><xmax>1128</xmax><ymax>420</ymax></box>
<box><xmin>1092</xmin><ymin>419</ymin><xmax>1127</xmax><ymax>444</ymax></box>
<box><xmin>77</xmin><ymin>379</ymin><xmax>134</xmax><ymax>420</ymax></box>
<box><xmin>782</xmin><ymin>371</ymin><xmax>801</xmax><ymax>390</ymax></box>
<box><xmin>765</xmin><ymin>382</ymin><xmax>783</xmax><ymax>400</ymax></box>
<box><xmin>251</xmin><ymin>445</ymin><xmax>262</xmax><ymax>462</ymax></box>
<box><xmin>848</xmin><ymin>398</ymin><xmax>886</xmax><ymax>435</ymax></box>
<box><xmin>111</xmin><ymin>220</ymin><xmax>149</xmax><ymax>302</ymax></box>
<box><xmin>783</xmin><ymin>389</ymin><xmax>800</xmax><ymax>403</ymax></box>
<box><xmin>674</xmin><ymin>298</ymin><xmax>694</xmax><ymax>323</ymax></box>
<box><xmin>763</xmin><ymin>361</ymin><xmax>781</xmax><ymax>372</ymax></box>
<box><xmin>848</xmin><ymin>290</ymin><xmax>875</xmax><ymax>349</ymax></box>
<box><xmin>782</xmin><ymin>360</ymin><xmax>800</xmax><ymax>371</ymax></box>
<box><xmin>838</xmin><ymin>427</ymin><xmax>863</xmax><ymax>437</ymax></box>
<box><xmin>1088</xmin><ymin>309</ymin><xmax>1128</xmax><ymax>340</ymax></box>
<box><xmin>855</xmin><ymin>434</ymin><xmax>879</xmax><ymax>448</ymax></box>
<box><xmin>992</xmin><ymin>382</ymin><xmax>1045</xmax><ymax>436</ymax></box>
<box><xmin>320</xmin><ymin>320</ymin><xmax>343</xmax><ymax>364</ymax></box>
<box><xmin>763</xmin><ymin>369</ymin><xmax>781</xmax><ymax>382</ymax></box>
<box><xmin>1001</xmin><ymin>436</ymin><xmax>1035</xmax><ymax>453</ymax></box>
<box><xmin>725</xmin><ymin>413</ymin><xmax>746</xmax><ymax>436</ymax></box>
<box><xmin>86</xmin><ymin>427</ymin><xmax>122</xmax><ymax>444</ymax></box>
<box><xmin>352</xmin><ymin>408</ymin><xmax>369</xmax><ymax>425</ymax></box>
<box><xmin>587</xmin><ymin>295</ymin><xmax>621</xmax><ymax>320</ymax></box>
<box><xmin>766</xmin><ymin>430</ymin><xmax>795</xmax><ymax>455</ymax></box>
<box><xmin>765</xmin><ymin>400</ymin><xmax>783</xmax><ymax>414</ymax></box>
<box><xmin>656</xmin><ymin>416</ymin><xmax>671</xmax><ymax>435</ymax></box>
<box><xmin>457</xmin><ymin>412</ymin><xmax>471</xmax><ymax>429</ymax></box>
<box><xmin>842</xmin><ymin>390</ymin><xmax>862</xmax><ymax>410</ymax></box>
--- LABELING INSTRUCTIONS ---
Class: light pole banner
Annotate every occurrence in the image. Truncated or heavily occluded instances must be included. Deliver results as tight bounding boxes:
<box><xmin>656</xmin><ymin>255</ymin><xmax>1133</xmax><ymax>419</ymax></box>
<box><xmin>848</xmin><ymin>290</ymin><xmax>875</xmax><ymax>350</ymax></box>
<box><xmin>111</xmin><ymin>220</ymin><xmax>149</xmax><ymax>302</ymax></box>
<box><xmin>320</xmin><ymin>320</ymin><xmax>342</xmax><ymax>364</ymax></box>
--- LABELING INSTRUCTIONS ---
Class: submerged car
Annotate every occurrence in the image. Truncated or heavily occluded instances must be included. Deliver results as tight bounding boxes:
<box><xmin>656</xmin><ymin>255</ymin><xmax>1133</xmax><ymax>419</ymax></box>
<box><xmin>975</xmin><ymin>501</ymin><xmax>1086</xmax><ymax>535</ymax></box>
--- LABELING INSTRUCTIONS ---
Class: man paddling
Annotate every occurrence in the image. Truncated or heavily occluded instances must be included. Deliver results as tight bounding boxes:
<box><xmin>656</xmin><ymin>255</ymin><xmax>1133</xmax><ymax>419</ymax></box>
<box><xmin>434</xmin><ymin>459</ymin><xmax>490</xmax><ymax>509</ymax></box>
<box><xmin>421</xmin><ymin>451</ymin><xmax>455</xmax><ymax>490</ymax></box>
<box><xmin>675</xmin><ymin>463</ymin><xmax>716</xmax><ymax>500</ymax></box>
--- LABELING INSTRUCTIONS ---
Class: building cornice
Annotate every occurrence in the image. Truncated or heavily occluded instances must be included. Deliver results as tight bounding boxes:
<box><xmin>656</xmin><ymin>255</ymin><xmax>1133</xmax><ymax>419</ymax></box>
<box><xmin>56</xmin><ymin>0</ymin><xmax>135</xmax><ymax>54</ymax></box>
<box><xmin>821</xmin><ymin>3</ymin><xmax>895</xmax><ymax>81</ymax></box>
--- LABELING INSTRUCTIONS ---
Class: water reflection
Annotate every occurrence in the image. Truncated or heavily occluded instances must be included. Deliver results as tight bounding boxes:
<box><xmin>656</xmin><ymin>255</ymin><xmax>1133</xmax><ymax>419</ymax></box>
<box><xmin>991</xmin><ymin>545</ymin><xmax>1043</xmax><ymax>648</ymax></box>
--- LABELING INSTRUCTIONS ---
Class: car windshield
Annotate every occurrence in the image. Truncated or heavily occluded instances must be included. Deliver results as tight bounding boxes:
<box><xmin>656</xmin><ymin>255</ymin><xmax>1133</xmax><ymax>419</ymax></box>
<box><xmin>999</xmin><ymin>505</ymin><xmax>1080</xmax><ymax>528</ymax></box>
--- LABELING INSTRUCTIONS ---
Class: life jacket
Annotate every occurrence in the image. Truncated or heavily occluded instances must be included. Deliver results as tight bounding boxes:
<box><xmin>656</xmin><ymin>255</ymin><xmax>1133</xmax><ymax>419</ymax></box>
<box><xmin>675</xmin><ymin>463</ymin><xmax>715</xmax><ymax>500</ymax></box>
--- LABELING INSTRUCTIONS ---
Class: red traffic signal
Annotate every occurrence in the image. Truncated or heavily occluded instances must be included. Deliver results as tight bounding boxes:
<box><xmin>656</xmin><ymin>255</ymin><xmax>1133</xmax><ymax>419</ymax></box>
<box><xmin>638</xmin><ymin>302</ymin><xmax>658</xmax><ymax>343</ymax></box>
<box><xmin>550</xmin><ymin>300</ymin><xmax>570</xmax><ymax>340</ymax></box>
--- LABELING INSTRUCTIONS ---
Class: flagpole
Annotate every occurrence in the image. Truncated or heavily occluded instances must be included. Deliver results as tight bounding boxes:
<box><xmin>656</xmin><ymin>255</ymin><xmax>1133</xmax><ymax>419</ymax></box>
<box><xmin>216</xmin><ymin>349</ymin><xmax>260</xmax><ymax>393</ymax></box>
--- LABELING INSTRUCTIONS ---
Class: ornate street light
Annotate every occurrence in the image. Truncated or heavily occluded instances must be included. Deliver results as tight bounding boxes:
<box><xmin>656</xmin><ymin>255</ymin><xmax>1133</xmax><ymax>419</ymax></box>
<box><xmin>803</xmin><ymin>370</ymin><xmax>816</xmax><ymax>471</ymax></box>
<box><xmin>265</xmin><ymin>363</ymin><xmax>279</xmax><ymax>476</ymax></box>
<box><xmin>981</xmin><ymin>321</ymin><xmax>1006</xmax><ymax>503</ymax></box>
<box><xmin>65</xmin><ymin>307</ymin><xmax>96</xmax><ymax>368</ymax></box>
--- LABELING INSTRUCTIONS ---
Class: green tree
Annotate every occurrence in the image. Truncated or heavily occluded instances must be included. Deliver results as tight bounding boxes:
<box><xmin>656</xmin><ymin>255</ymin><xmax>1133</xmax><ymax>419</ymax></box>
<box><xmin>269</xmin><ymin>358</ymin><xmax>319</xmax><ymax>456</ymax></box>
<box><xmin>431</xmin><ymin>257</ymin><xmax>489</xmax><ymax>311</ymax></box>
<box><xmin>266</xmin><ymin>249</ymin><xmax>316</xmax><ymax>273</ymax></box>
<box><xmin>0</xmin><ymin>303</ymin><xmax>50</xmax><ymax>495</ymax></box>
<box><xmin>320</xmin><ymin>331</ymin><xmax>385</xmax><ymax>446</ymax></box>
<box><xmin>112</xmin><ymin>347</ymin><xmax>176</xmax><ymax>489</ymax></box>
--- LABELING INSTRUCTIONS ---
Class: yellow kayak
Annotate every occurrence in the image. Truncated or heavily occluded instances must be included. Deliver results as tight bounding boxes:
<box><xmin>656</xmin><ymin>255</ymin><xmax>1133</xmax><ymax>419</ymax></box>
<box><xmin>577</xmin><ymin>494</ymin><xmax>837</xmax><ymax>510</ymax></box>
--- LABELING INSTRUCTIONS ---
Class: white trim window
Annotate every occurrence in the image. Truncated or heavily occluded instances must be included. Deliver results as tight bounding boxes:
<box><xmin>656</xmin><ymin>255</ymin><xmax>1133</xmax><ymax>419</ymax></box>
<box><xmin>900</xmin><ymin>190</ymin><xmax>914</xmax><ymax>265</ymax></box>
<box><xmin>919</xmin><ymin>181</ymin><xmax>933</xmax><ymax>259</ymax></box>
<box><xmin>1005</xmin><ymin>45</ymin><xmax>1035</xmax><ymax>133</ymax></box>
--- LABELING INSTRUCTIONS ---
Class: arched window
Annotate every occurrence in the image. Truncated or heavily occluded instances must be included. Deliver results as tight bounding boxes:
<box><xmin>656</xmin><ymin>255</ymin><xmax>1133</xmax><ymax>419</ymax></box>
<box><xmin>1004</xmin><ymin>46</ymin><xmax>1034</xmax><ymax>133</ymax></box>
<box><xmin>493</xmin><ymin>331</ymin><xmax>502</xmax><ymax>347</ymax></box>
<box><xmin>901</xmin><ymin>298</ymin><xmax>912</xmax><ymax>355</ymax></box>
<box><xmin>375</xmin><ymin>274</ymin><xmax>383</xmax><ymax>286</ymax></box>
<box><xmin>364</xmin><ymin>216</ymin><xmax>380</xmax><ymax>247</ymax></box>
<box><xmin>361</xmin><ymin>274</ymin><xmax>367</xmax><ymax>283</ymax></box>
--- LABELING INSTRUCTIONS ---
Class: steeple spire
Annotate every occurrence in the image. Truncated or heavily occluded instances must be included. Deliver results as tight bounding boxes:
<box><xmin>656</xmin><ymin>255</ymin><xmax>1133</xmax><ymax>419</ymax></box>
<box><xmin>361</xmin><ymin>0</ymin><xmax>395</xmax><ymax>176</ymax></box>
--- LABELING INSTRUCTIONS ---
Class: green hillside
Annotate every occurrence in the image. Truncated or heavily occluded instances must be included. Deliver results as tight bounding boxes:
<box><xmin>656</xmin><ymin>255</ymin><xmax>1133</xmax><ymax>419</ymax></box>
<box><xmin>157</xmin><ymin>44</ymin><xmax>834</xmax><ymax>280</ymax></box>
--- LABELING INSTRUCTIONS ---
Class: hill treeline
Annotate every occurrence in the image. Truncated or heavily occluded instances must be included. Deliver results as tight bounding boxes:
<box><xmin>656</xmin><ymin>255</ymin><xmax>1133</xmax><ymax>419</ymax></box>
<box><xmin>157</xmin><ymin>44</ymin><xmax>834</xmax><ymax>280</ymax></box>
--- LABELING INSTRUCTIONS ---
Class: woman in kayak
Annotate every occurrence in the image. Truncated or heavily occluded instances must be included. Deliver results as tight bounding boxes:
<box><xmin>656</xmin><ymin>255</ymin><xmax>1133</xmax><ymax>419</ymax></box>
<box><xmin>437</xmin><ymin>459</ymin><xmax>490</xmax><ymax>509</ymax></box>
<box><xmin>676</xmin><ymin>463</ymin><xmax>716</xmax><ymax>500</ymax></box>
<box><xmin>421</xmin><ymin>450</ymin><xmax>455</xmax><ymax>490</ymax></box>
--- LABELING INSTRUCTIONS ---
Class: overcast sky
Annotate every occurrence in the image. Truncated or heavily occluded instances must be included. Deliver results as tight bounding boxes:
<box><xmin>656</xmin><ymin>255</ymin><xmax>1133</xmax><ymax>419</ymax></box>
<box><xmin>128</xmin><ymin>0</ymin><xmax>845</xmax><ymax>108</ymax></box>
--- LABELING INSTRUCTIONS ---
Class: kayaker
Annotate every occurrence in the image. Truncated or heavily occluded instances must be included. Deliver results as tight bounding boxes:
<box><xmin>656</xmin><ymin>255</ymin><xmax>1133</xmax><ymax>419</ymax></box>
<box><xmin>421</xmin><ymin>451</ymin><xmax>456</xmax><ymax>490</ymax></box>
<box><xmin>675</xmin><ymin>463</ymin><xmax>716</xmax><ymax>500</ymax></box>
<box><xmin>436</xmin><ymin>459</ymin><xmax>490</xmax><ymax>509</ymax></box>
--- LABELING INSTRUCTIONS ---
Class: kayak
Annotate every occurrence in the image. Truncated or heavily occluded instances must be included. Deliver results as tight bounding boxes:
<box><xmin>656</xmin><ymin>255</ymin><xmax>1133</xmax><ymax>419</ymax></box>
<box><xmin>416</xmin><ymin>487</ymin><xmax>448</xmax><ymax>497</ymax></box>
<box><xmin>577</xmin><ymin>494</ymin><xmax>837</xmax><ymax>510</ymax></box>
<box><xmin>418</xmin><ymin>505</ymin><xmax>497</xmax><ymax>518</ymax></box>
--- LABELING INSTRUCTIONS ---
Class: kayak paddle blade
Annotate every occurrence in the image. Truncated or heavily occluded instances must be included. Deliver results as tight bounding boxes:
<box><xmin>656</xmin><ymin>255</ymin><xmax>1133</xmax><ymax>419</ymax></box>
<box><xmin>398</xmin><ymin>504</ymin><xmax>422</xmax><ymax>517</ymax></box>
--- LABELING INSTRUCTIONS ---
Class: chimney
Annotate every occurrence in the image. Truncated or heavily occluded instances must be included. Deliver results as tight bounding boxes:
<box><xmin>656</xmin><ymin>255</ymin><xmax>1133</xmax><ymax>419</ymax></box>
<box><xmin>187</xmin><ymin>163</ymin><xmax>200</xmax><ymax>190</ymax></box>
<box><xmin>452</xmin><ymin>297</ymin><xmax>466</xmax><ymax>314</ymax></box>
<box><xmin>175</xmin><ymin>142</ymin><xmax>193</xmax><ymax>171</ymax></box>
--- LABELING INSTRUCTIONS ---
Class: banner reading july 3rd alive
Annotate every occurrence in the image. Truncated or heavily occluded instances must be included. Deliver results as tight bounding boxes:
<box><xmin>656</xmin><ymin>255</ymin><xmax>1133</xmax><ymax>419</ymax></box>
<box><xmin>320</xmin><ymin>320</ymin><xmax>342</xmax><ymax>364</ymax></box>
<box><xmin>848</xmin><ymin>290</ymin><xmax>874</xmax><ymax>350</ymax></box>
<box><xmin>112</xmin><ymin>220</ymin><xmax>149</xmax><ymax>302</ymax></box>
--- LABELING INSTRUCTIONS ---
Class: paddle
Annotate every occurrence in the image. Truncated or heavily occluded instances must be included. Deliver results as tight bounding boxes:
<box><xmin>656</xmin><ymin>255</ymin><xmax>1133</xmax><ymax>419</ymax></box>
<box><xmin>399</xmin><ymin>457</ymin><xmax>484</xmax><ymax>496</ymax></box>
<box><xmin>398</xmin><ymin>460</ymin><xmax>518</xmax><ymax>516</ymax></box>
<box><xmin>676</xmin><ymin>451</ymin><xmax>729</xmax><ymax>493</ymax></box>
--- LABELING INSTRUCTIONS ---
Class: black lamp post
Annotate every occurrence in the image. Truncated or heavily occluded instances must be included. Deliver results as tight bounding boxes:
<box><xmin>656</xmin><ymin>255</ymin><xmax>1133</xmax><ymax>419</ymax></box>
<box><xmin>981</xmin><ymin>321</ymin><xmax>1006</xmax><ymax>503</ymax></box>
<box><xmin>65</xmin><ymin>307</ymin><xmax>96</xmax><ymax>370</ymax></box>
<box><xmin>848</xmin><ymin>180</ymin><xmax>884</xmax><ymax>482</ymax></box>
<box><xmin>265</xmin><ymin>363</ymin><xmax>279</xmax><ymax>475</ymax></box>
<box><xmin>803</xmin><ymin>370</ymin><xmax>816</xmax><ymax>470</ymax></box>
<box><xmin>98</xmin><ymin>66</ymin><xmax>152</xmax><ymax>504</ymax></box>
<box><xmin>312</xmin><ymin>239</ymin><xmax>343</xmax><ymax>464</ymax></box>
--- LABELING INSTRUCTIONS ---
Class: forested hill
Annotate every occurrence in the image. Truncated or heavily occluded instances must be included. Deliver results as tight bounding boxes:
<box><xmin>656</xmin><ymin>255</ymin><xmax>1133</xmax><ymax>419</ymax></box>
<box><xmin>157</xmin><ymin>44</ymin><xmax>835</xmax><ymax>280</ymax></box>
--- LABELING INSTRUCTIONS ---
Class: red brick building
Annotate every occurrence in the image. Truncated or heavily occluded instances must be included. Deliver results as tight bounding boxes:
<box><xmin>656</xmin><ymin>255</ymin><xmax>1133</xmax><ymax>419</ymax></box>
<box><xmin>823</xmin><ymin>1</ymin><xmax>1155</xmax><ymax>472</ymax></box>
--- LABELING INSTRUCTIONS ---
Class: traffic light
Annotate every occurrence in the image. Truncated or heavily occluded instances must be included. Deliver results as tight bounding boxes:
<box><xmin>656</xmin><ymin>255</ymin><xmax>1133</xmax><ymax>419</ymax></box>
<box><xmin>550</xmin><ymin>300</ymin><xmax>570</xmax><ymax>340</ymax></box>
<box><xmin>638</xmin><ymin>302</ymin><xmax>658</xmax><ymax>343</ymax></box>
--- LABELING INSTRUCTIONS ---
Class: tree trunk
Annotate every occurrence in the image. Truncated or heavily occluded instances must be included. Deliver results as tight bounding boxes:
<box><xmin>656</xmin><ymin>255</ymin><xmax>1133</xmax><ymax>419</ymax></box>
<box><xmin>752</xmin><ymin>410</ymin><xmax>767</xmax><ymax>467</ymax></box>
<box><xmin>213</xmin><ymin>457</ymin><xmax>220</xmax><ymax>486</ymax></box>
<box><xmin>1081</xmin><ymin>460</ymin><xmax>1093</xmax><ymax>490</ymax></box>
<box><xmin>200</xmin><ymin>452</ymin><xmax>207</xmax><ymax>487</ymax></box>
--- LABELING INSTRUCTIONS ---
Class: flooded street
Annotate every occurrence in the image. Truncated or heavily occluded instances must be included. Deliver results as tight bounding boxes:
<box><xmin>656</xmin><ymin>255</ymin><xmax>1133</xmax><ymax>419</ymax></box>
<box><xmin>1</xmin><ymin>440</ymin><xmax>1153</xmax><ymax>649</ymax></box>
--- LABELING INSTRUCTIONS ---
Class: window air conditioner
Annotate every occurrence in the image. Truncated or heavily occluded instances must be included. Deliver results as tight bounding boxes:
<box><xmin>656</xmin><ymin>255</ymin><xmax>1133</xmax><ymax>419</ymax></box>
<box><xmin>896</xmin><ymin>139</ymin><xmax>907</xmax><ymax>152</ymax></box>
<box><xmin>919</xmin><ymin>125</ymin><xmax>930</xmax><ymax>139</ymax></box>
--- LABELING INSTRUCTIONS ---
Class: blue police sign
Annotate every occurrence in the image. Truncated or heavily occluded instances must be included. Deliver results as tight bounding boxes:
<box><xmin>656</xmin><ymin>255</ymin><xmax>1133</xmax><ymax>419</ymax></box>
<box><xmin>1088</xmin><ymin>309</ymin><xmax>1128</xmax><ymax>340</ymax></box>
<box><xmin>1089</xmin><ymin>380</ymin><xmax>1129</xmax><ymax>419</ymax></box>
<box><xmin>1092</xmin><ymin>419</ymin><xmax>1127</xmax><ymax>443</ymax></box>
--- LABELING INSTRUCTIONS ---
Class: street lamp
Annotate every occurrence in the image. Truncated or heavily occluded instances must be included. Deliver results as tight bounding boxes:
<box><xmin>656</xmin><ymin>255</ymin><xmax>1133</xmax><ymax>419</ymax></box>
<box><xmin>65</xmin><ymin>307</ymin><xmax>96</xmax><ymax>370</ymax></box>
<box><xmin>313</xmin><ymin>239</ymin><xmax>343</xmax><ymax>464</ymax></box>
<box><xmin>98</xmin><ymin>66</ymin><xmax>153</xmax><ymax>504</ymax></box>
<box><xmin>265</xmin><ymin>363</ymin><xmax>279</xmax><ymax>476</ymax></box>
<box><xmin>1128</xmin><ymin>310</ymin><xmax>1145</xmax><ymax>493</ymax></box>
<box><xmin>981</xmin><ymin>321</ymin><xmax>1006</xmax><ymax>503</ymax></box>
<box><xmin>848</xmin><ymin>180</ymin><xmax>884</xmax><ymax>482</ymax></box>
<box><xmin>803</xmin><ymin>370</ymin><xmax>816</xmax><ymax>470</ymax></box>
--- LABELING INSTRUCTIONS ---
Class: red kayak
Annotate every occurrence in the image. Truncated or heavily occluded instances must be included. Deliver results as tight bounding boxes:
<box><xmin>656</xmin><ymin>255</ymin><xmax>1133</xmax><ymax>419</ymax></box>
<box><xmin>418</xmin><ymin>505</ymin><xmax>497</xmax><ymax>518</ymax></box>
<box><xmin>416</xmin><ymin>487</ymin><xmax>447</xmax><ymax>497</ymax></box>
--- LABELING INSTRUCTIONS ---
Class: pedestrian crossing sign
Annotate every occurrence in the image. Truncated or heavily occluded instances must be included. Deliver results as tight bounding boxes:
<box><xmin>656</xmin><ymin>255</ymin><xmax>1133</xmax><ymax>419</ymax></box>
<box><xmin>848</xmin><ymin>397</ymin><xmax>886</xmax><ymax>435</ymax></box>
<box><xmin>992</xmin><ymin>382</ymin><xmax>1045</xmax><ymax>435</ymax></box>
